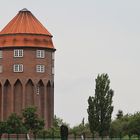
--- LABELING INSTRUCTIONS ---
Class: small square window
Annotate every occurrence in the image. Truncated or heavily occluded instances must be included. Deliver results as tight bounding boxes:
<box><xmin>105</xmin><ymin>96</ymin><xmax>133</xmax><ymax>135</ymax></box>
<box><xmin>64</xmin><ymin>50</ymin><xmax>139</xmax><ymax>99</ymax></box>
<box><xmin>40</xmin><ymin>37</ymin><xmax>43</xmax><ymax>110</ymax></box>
<box><xmin>13</xmin><ymin>64</ymin><xmax>23</xmax><ymax>72</ymax></box>
<box><xmin>36</xmin><ymin>50</ymin><xmax>45</xmax><ymax>58</ymax></box>
<box><xmin>36</xmin><ymin>65</ymin><xmax>45</xmax><ymax>73</ymax></box>
<box><xmin>36</xmin><ymin>85</ymin><xmax>40</xmax><ymax>95</ymax></box>
<box><xmin>0</xmin><ymin>65</ymin><xmax>3</xmax><ymax>73</ymax></box>
<box><xmin>14</xmin><ymin>49</ymin><xmax>23</xmax><ymax>57</ymax></box>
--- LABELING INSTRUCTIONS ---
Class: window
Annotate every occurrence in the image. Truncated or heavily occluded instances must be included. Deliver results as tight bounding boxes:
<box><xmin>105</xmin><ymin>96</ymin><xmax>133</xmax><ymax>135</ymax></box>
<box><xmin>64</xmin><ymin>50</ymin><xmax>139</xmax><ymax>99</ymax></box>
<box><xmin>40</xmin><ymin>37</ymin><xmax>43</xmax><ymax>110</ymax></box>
<box><xmin>14</xmin><ymin>49</ymin><xmax>23</xmax><ymax>57</ymax></box>
<box><xmin>13</xmin><ymin>64</ymin><xmax>23</xmax><ymax>72</ymax></box>
<box><xmin>36</xmin><ymin>85</ymin><xmax>40</xmax><ymax>94</ymax></box>
<box><xmin>0</xmin><ymin>50</ymin><xmax>2</xmax><ymax>58</ymax></box>
<box><xmin>52</xmin><ymin>67</ymin><xmax>54</xmax><ymax>74</ymax></box>
<box><xmin>52</xmin><ymin>52</ymin><xmax>55</xmax><ymax>60</ymax></box>
<box><xmin>0</xmin><ymin>65</ymin><xmax>3</xmax><ymax>73</ymax></box>
<box><xmin>36</xmin><ymin>65</ymin><xmax>45</xmax><ymax>73</ymax></box>
<box><xmin>36</xmin><ymin>50</ymin><xmax>45</xmax><ymax>58</ymax></box>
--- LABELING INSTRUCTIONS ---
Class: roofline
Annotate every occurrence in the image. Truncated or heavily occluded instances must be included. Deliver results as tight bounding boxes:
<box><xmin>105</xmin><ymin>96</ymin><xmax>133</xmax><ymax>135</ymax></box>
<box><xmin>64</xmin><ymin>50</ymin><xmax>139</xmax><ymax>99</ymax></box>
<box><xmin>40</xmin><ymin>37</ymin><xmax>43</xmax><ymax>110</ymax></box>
<box><xmin>0</xmin><ymin>33</ymin><xmax>53</xmax><ymax>37</ymax></box>
<box><xmin>0</xmin><ymin>46</ymin><xmax>56</xmax><ymax>51</ymax></box>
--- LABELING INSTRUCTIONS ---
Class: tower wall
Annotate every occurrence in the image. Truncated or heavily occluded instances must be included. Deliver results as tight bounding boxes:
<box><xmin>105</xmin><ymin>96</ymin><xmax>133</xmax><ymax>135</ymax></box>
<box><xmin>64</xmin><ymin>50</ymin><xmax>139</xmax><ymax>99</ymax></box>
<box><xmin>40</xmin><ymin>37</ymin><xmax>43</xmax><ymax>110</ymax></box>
<box><xmin>0</xmin><ymin>47</ymin><xmax>54</xmax><ymax>128</ymax></box>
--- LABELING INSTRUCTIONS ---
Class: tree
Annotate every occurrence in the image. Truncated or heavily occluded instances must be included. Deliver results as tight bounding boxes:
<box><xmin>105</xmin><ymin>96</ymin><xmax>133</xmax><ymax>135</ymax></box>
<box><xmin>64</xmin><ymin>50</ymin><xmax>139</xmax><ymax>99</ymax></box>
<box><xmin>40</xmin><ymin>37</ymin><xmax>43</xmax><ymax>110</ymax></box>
<box><xmin>53</xmin><ymin>115</ymin><xmax>64</xmax><ymax>128</ymax></box>
<box><xmin>70</xmin><ymin>121</ymin><xmax>91</xmax><ymax>138</ymax></box>
<box><xmin>44</xmin><ymin>115</ymin><xmax>62</xmax><ymax>138</ymax></box>
<box><xmin>116</xmin><ymin>110</ymin><xmax>123</xmax><ymax>120</ymax></box>
<box><xmin>22</xmin><ymin>106</ymin><xmax>44</xmax><ymax>136</ymax></box>
<box><xmin>128</xmin><ymin>112</ymin><xmax>140</xmax><ymax>136</ymax></box>
<box><xmin>38</xmin><ymin>115</ymin><xmax>69</xmax><ymax>138</ymax></box>
<box><xmin>0</xmin><ymin>121</ymin><xmax>7</xmax><ymax>137</ymax></box>
<box><xmin>110</xmin><ymin>113</ymin><xmax>135</xmax><ymax>138</ymax></box>
<box><xmin>110</xmin><ymin>115</ymin><xmax>129</xmax><ymax>138</ymax></box>
<box><xmin>87</xmin><ymin>73</ymin><xmax>114</xmax><ymax>137</ymax></box>
<box><xmin>6</xmin><ymin>113</ymin><xmax>27</xmax><ymax>134</ymax></box>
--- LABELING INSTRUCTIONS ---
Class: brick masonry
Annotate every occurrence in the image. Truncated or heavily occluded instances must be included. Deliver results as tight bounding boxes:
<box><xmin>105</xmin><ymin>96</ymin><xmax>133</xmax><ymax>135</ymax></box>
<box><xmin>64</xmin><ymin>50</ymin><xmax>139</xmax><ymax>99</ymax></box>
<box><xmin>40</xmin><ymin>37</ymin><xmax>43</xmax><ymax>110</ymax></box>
<box><xmin>0</xmin><ymin>47</ymin><xmax>55</xmax><ymax>128</ymax></box>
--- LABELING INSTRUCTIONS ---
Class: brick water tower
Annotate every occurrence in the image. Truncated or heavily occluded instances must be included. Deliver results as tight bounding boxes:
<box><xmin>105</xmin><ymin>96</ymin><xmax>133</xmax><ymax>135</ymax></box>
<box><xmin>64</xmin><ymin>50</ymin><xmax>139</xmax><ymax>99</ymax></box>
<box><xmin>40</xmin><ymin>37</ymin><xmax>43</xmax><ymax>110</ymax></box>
<box><xmin>0</xmin><ymin>8</ymin><xmax>55</xmax><ymax>128</ymax></box>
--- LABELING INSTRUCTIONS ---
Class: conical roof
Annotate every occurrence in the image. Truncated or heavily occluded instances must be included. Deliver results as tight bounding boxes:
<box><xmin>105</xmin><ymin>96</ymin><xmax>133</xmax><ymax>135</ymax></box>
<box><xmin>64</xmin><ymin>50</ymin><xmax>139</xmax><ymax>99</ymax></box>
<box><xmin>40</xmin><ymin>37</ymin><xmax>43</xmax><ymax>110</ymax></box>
<box><xmin>0</xmin><ymin>9</ymin><xmax>54</xmax><ymax>49</ymax></box>
<box><xmin>0</xmin><ymin>8</ymin><xmax>52</xmax><ymax>36</ymax></box>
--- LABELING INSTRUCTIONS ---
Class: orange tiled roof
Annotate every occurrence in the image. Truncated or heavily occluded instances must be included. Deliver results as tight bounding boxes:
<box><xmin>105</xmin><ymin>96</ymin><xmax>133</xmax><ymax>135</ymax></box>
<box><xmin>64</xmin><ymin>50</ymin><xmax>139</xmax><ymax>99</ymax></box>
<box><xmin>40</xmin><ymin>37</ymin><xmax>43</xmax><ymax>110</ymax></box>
<box><xmin>0</xmin><ymin>8</ymin><xmax>55</xmax><ymax>49</ymax></box>
<box><xmin>0</xmin><ymin>8</ymin><xmax>52</xmax><ymax>36</ymax></box>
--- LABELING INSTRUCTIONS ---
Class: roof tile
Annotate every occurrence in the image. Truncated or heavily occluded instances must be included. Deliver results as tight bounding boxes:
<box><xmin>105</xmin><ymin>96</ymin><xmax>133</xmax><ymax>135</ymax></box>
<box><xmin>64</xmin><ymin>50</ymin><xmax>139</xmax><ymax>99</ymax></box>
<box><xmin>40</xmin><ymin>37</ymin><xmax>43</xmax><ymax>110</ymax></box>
<box><xmin>0</xmin><ymin>9</ymin><xmax>52</xmax><ymax>36</ymax></box>
<box><xmin>0</xmin><ymin>9</ymin><xmax>54</xmax><ymax>49</ymax></box>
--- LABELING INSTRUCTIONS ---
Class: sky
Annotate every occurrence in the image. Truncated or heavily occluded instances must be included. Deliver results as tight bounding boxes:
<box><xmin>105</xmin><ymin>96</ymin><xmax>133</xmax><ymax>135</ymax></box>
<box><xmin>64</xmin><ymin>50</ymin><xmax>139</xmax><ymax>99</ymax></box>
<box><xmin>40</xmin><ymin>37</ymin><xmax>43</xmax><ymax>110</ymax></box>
<box><xmin>0</xmin><ymin>0</ymin><xmax>140</xmax><ymax>127</ymax></box>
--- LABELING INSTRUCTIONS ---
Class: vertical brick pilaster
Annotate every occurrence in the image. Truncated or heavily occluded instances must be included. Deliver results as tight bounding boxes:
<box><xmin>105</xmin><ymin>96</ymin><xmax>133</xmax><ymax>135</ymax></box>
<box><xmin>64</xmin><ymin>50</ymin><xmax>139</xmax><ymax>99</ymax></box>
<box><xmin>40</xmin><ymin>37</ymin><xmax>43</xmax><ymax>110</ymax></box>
<box><xmin>1</xmin><ymin>84</ymin><xmax>4</xmax><ymax>121</ymax></box>
<box><xmin>44</xmin><ymin>85</ymin><xmax>48</xmax><ymax>128</ymax></box>
<box><xmin>11</xmin><ymin>84</ymin><xmax>14</xmax><ymax>113</ymax></box>
<box><xmin>22</xmin><ymin>83</ymin><xmax>25</xmax><ymax>109</ymax></box>
<box><xmin>51</xmin><ymin>84</ymin><xmax>54</xmax><ymax>127</ymax></box>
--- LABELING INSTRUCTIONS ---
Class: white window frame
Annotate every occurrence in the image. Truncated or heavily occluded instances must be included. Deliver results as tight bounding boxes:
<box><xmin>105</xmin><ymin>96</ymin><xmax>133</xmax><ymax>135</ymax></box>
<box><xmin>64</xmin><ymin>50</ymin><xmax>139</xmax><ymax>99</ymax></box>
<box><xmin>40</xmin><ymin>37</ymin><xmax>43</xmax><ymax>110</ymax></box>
<box><xmin>14</xmin><ymin>49</ymin><xmax>23</xmax><ymax>57</ymax></box>
<box><xmin>0</xmin><ymin>50</ymin><xmax>2</xmax><ymax>58</ymax></box>
<box><xmin>0</xmin><ymin>65</ymin><xmax>3</xmax><ymax>73</ymax></box>
<box><xmin>13</xmin><ymin>64</ymin><xmax>23</xmax><ymax>72</ymax></box>
<box><xmin>36</xmin><ymin>50</ymin><xmax>45</xmax><ymax>58</ymax></box>
<box><xmin>36</xmin><ymin>65</ymin><xmax>45</xmax><ymax>73</ymax></box>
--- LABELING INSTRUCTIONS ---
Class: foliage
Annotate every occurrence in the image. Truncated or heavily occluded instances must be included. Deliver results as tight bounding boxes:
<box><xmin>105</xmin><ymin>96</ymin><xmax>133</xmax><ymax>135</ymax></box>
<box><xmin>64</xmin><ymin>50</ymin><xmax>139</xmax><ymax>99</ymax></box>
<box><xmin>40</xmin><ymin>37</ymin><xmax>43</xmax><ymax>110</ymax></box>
<box><xmin>52</xmin><ymin>115</ymin><xmax>69</xmax><ymax>137</ymax></box>
<box><xmin>110</xmin><ymin>114</ymin><xmax>131</xmax><ymax>137</ymax></box>
<box><xmin>70</xmin><ymin>119</ymin><xmax>91</xmax><ymax>138</ymax></box>
<box><xmin>22</xmin><ymin>106</ymin><xmax>45</xmax><ymax>135</ymax></box>
<box><xmin>110</xmin><ymin>112</ymin><xmax>140</xmax><ymax>138</ymax></box>
<box><xmin>37</xmin><ymin>129</ymin><xmax>51</xmax><ymax>138</ymax></box>
<box><xmin>37</xmin><ymin>115</ymin><xmax>68</xmax><ymax>138</ymax></box>
<box><xmin>116</xmin><ymin>110</ymin><xmax>123</xmax><ymax>120</ymax></box>
<box><xmin>6</xmin><ymin>113</ymin><xmax>27</xmax><ymax>134</ymax></box>
<box><xmin>87</xmin><ymin>73</ymin><xmax>114</xmax><ymax>137</ymax></box>
<box><xmin>0</xmin><ymin>106</ymin><xmax>44</xmax><ymax>135</ymax></box>
<box><xmin>0</xmin><ymin>121</ymin><xmax>7</xmax><ymax>136</ymax></box>
<box><xmin>53</xmin><ymin>115</ymin><xmax>64</xmax><ymax>128</ymax></box>
<box><xmin>127</xmin><ymin>112</ymin><xmax>140</xmax><ymax>136</ymax></box>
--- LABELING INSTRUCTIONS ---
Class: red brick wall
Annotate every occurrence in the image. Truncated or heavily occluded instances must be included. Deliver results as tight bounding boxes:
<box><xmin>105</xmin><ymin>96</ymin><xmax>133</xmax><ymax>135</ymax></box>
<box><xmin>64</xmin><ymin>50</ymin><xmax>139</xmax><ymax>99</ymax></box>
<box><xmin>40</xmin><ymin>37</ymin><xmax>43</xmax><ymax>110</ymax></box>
<box><xmin>0</xmin><ymin>47</ymin><xmax>55</xmax><ymax>128</ymax></box>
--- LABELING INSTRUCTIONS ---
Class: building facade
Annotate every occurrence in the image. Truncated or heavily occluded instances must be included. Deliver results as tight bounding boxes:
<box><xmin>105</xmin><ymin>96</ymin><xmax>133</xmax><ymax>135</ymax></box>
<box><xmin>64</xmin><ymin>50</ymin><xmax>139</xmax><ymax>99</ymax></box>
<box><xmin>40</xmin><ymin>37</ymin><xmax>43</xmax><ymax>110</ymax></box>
<box><xmin>0</xmin><ymin>8</ymin><xmax>55</xmax><ymax>128</ymax></box>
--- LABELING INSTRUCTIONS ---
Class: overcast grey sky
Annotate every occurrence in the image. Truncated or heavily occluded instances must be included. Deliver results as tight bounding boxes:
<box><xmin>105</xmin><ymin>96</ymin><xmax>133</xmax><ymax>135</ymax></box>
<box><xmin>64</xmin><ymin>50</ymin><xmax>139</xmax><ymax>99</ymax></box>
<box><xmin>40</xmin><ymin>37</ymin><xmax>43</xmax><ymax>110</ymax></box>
<box><xmin>0</xmin><ymin>0</ymin><xmax>140</xmax><ymax>127</ymax></box>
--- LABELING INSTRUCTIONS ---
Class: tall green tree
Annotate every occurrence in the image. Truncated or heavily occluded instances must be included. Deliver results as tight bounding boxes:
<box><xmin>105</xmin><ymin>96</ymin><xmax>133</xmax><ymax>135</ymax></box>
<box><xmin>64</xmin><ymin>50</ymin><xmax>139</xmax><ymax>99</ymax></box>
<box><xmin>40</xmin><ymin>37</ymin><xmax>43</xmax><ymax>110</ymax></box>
<box><xmin>87</xmin><ymin>73</ymin><xmax>114</xmax><ymax>137</ymax></box>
